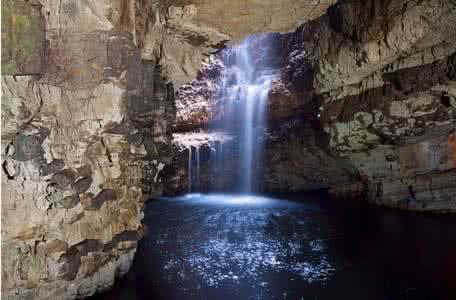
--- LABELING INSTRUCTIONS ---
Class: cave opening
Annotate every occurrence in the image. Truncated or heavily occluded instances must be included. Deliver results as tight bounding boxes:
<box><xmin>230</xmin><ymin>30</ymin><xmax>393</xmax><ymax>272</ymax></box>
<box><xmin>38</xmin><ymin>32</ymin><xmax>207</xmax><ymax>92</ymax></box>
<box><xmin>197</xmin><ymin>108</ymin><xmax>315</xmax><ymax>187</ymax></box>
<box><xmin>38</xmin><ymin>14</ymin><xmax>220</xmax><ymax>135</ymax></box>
<box><xmin>3</xmin><ymin>0</ymin><xmax>456</xmax><ymax>299</ymax></box>
<box><xmin>91</xmin><ymin>29</ymin><xmax>456</xmax><ymax>300</ymax></box>
<box><xmin>171</xmin><ymin>31</ymin><xmax>332</xmax><ymax>197</ymax></box>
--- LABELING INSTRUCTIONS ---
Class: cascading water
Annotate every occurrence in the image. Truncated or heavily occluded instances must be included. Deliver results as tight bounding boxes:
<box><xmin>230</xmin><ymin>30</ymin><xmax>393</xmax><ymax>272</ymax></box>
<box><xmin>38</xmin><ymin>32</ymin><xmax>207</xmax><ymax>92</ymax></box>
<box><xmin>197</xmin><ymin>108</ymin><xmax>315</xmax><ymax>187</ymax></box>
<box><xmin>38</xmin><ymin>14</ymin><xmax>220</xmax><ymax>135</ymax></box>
<box><xmin>211</xmin><ymin>35</ymin><xmax>278</xmax><ymax>193</ymax></box>
<box><xmin>187</xmin><ymin>145</ymin><xmax>201</xmax><ymax>193</ymax></box>
<box><xmin>183</xmin><ymin>34</ymin><xmax>279</xmax><ymax>193</ymax></box>
<box><xmin>187</xmin><ymin>146</ymin><xmax>192</xmax><ymax>192</ymax></box>
<box><xmin>195</xmin><ymin>146</ymin><xmax>200</xmax><ymax>190</ymax></box>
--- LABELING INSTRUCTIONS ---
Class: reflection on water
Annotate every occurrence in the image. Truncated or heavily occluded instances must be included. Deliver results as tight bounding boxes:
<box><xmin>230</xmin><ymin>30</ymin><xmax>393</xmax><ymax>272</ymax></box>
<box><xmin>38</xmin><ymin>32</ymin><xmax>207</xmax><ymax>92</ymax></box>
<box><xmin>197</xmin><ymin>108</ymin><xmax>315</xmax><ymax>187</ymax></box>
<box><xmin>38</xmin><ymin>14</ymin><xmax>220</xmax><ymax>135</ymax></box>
<box><xmin>92</xmin><ymin>193</ymin><xmax>456</xmax><ymax>300</ymax></box>
<box><xmin>160</xmin><ymin>194</ymin><xmax>334</xmax><ymax>289</ymax></box>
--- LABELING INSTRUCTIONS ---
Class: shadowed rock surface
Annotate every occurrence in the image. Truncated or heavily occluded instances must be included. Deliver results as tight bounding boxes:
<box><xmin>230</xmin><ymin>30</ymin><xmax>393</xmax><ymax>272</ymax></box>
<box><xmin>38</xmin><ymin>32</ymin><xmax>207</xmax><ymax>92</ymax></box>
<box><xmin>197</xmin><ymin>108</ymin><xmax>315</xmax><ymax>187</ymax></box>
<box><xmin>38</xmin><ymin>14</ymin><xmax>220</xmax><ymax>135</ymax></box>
<box><xmin>172</xmin><ymin>0</ymin><xmax>456</xmax><ymax>212</ymax></box>
<box><xmin>2</xmin><ymin>0</ymin><xmax>456</xmax><ymax>298</ymax></box>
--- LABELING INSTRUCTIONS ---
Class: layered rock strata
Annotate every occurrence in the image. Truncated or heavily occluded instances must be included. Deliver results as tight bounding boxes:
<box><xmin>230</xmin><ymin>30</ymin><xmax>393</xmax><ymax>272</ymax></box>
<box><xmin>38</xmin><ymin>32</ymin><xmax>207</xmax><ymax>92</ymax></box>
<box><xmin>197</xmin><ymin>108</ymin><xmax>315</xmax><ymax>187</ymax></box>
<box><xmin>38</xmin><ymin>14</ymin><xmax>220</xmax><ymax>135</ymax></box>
<box><xmin>129</xmin><ymin>0</ymin><xmax>337</xmax><ymax>87</ymax></box>
<box><xmin>2</xmin><ymin>0</ymin><xmax>338</xmax><ymax>298</ymax></box>
<box><xmin>3</xmin><ymin>0</ymin><xmax>456</xmax><ymax>299</ymax></box>
<box><xmin>1</xmin><ymin>0</ymin><xmax>174</xmax><ymax>298</ymax></box>
<box><xmin>172</xmin><ymin>0</ymin><xmax>456</xmax><ymax>211</ymax></box>
<box><xmin>310</xmin><ymin>0</ymin><xmax>456</xmax><ymax>211</ymax></box>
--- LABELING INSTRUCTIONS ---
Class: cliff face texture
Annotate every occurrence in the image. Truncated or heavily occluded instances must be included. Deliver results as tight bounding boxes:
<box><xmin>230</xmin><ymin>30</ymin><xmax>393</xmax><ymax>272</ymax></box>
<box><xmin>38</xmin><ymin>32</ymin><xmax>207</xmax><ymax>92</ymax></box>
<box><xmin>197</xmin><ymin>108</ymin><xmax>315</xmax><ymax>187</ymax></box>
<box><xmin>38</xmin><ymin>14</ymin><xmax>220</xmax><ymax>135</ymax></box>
<box><xmin>1</xmin><ymin>0</ymin><xmax>337</xmax><ymax>298</ymax></box>
<box><xmin>311</xmin><ymin>0</ymin><xmax>456</xmax><ymax>211</ymax></box>
<box><xmin>172</xmin><ymin>0</ymin><xmax>456</xmax><ymax>211</ymax></box>
<box><xmin>266</xmin><ymin>0</ymin><xmax>456</xmax><ymax>210</ymax></box>
<box><xmin>2</xmin><ymin>0</ymin><xmax>456</xmax><ymax>298</ymax></box>
<box><xmin>127</xmin><ymin>0</ymin><xmax>337</xmax><ymax>88</ymax></box>
<box><xmin>1</xmin><ymin>0</ymin><xmax>175</xmax><ymax>299</ymax></box>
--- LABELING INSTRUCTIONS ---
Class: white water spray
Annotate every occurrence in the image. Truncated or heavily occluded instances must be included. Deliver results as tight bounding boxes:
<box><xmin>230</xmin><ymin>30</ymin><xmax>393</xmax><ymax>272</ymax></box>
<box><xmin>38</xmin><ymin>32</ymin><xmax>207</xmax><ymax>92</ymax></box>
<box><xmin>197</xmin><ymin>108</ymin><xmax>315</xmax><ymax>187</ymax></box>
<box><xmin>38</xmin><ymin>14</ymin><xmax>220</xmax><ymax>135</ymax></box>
<box><xmin>213</xmin><ymin>35</ymin><xmax>278</xmax><ymax>193</ymax></box>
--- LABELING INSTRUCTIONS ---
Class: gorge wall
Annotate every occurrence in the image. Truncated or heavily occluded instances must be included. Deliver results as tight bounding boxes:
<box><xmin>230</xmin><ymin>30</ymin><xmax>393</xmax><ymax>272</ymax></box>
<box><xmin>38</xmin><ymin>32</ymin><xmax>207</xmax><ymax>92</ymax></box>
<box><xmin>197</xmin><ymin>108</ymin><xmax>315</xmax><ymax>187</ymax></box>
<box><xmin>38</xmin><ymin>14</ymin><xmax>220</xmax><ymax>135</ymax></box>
<box><xmin>312</xmin><ymin>0</ymin><xmax>456</xmax><ymax>210</ymax></box>
<box><xmin>2</xmin><ymin>0</ymin><xmax>456</xmax><ymax>299</ymax></box>
<box><xmin>173</xmin><ymin>0</ymin><xmax>456</xmax><ymax>211</ymax></box>
<box><xmin>1</xmin><ymin>1</ymin><xmax>176</xmax><ymax>298</ymax></box>
<box><xmin>1</xmin><ymin>0</ymin><xmax>335</xmax><ymax>298</ymax></box>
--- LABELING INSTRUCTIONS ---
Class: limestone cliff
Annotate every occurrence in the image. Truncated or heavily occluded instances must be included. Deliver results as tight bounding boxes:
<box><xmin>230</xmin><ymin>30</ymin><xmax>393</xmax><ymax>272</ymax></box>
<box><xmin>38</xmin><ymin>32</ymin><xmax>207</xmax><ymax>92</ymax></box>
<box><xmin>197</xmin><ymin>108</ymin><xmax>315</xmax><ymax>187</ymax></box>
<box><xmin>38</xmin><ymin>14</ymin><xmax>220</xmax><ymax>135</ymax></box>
<box><xmin>1</xmin><ymin>0</ymin><xmax>337</xmax><ymax>298</ymax></box>
<box><xmin>120</xmin><ymin>0</ymin><xmax>337</xmax><ymax>88</ymax></box>
<box><xmin>3</xmin><ymin>0</ymin><xmax>456</xmax><ymax>298</ymax></box>
<box><xmin>1</xmin><ymin>0</ymin><xmax>175</xmax><ymax>298</ymax></box>
<box><xmin>264</xmin><ymin>0</ymin><xmax>456</xmax><ymax>211</ymax></box>
<box><xmin>170</xmin><ymin>0</ymin><xmax>456</xmax><ymax>212</ymax></box>
<box><xmin>312</xmin><ymin>0</ymin><xmax>456</xmax><ymax>211</ymax></box>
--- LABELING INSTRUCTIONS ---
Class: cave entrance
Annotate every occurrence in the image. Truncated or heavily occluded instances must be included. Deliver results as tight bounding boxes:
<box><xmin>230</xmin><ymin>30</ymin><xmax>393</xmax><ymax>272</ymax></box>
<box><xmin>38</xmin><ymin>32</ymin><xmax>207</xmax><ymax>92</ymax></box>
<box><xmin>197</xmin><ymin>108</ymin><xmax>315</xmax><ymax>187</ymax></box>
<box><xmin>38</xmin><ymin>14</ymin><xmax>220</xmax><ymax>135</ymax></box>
<box><xmin>92</xmin><ymin>22</ymin><xmax>456</xmax><ymax>300</ymax></box>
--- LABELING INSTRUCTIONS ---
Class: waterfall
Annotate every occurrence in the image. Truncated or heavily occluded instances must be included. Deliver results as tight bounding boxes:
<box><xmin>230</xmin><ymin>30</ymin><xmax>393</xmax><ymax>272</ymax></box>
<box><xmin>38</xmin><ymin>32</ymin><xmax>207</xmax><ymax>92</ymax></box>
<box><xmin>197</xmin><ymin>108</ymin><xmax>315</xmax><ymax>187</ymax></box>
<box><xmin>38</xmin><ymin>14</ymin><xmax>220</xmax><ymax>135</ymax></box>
<box><xmin>195</xmin><ymin>146</ymin><xmax>200</xmax><ymax>191</ymax></box>
<box><xmin>184</xmin><ymin>35</ymin><xmax>278</xmax><ymax>194</ymax></box>
<box><xmin>212</xmin><ymin>35</ymin><xmax>278</xmax><ymax>193</ymax></box>
<box><xmin>188</xmin><ymin>146</ymin><xmax>192</xmax><ymax>192</ymax></box>
<box><xmin>187</xmin><ymin>145</ymin><xmax>202</xmax><ymax>192</ymax></box>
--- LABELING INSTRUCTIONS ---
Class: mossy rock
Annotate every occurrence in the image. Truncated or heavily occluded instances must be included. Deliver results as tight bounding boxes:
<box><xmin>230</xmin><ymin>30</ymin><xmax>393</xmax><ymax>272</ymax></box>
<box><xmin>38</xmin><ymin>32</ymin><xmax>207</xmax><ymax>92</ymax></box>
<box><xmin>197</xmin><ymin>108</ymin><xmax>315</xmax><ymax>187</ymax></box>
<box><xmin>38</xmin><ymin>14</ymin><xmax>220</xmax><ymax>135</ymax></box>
<box><xmin>1</xmin><ymin>0</ymin><xmax>45</xmax><ymax>75</ymax></box>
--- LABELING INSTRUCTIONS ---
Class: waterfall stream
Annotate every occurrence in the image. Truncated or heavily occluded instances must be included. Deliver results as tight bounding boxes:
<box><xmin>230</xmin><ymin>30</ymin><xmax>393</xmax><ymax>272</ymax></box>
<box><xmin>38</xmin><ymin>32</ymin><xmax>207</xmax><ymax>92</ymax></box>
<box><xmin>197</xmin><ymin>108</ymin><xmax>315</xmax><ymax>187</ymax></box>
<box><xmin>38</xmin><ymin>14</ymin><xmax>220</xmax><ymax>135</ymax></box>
<box><xmin>211</xmin><ymin>35</ymin><xmax>278</xmax><ymax>193</ymax></box>
<box><xmin>184</xmin><ymin>35</ymin><xmax>278</xmax><ymax>193</ymax></box>
<box><xmin>187</xmin><ymin>145</ymin><xmax>202</xmax><ymax>193</ymax></box>
<box><xmin>195</xmin><ymin>146</ymin><xmax>200</xmax><ymax>191</ymax></box>
<box><xmin>187</xmin><ymin>146</ymin><xmax>192</xmax><ymax>192</ymax></box>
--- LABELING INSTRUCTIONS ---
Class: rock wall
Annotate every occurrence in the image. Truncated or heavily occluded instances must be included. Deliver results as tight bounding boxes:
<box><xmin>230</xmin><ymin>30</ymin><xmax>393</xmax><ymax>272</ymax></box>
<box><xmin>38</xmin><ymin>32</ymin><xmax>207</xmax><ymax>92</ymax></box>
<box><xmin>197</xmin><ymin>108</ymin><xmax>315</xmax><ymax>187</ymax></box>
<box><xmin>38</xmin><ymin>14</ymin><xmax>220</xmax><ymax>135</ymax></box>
<box><xmin>1</xmin><ymin>0</ymin><xmax>174</xmax><ymax>298</ymax></box>
<box><xmin>274</xmin><ymin>0</ymin><xmax>456</xmax><ymax>211</ymax></box>
<box><xmin>126</xmin><ymin>0</ymin><xmax>337</xmax><ymax>88</ymax></box>
<box><xmin>171</xmin><ymin>0</ymin><xmax>456</xmax><ymax>212</ymax></box>
<box><xmin>3</xmin><ymin>0</ymin><xmax>456</xmax><ymax>298</ymax></box>
<box><xmin>314</xmin><ymin>0</ymin><xmax>456</xmax><ymax>211</ymax></box>
<box><xmin>1</xmin><ymin>0</ymin><xmax>338</xmax><ymax>298</ymax></box>
<box><xmin>264</xmin><ymin>119</ymin><xmax>359</xmax><ymax>193</ymax></box>
<box><xmin>321</xmin><ymin>54</ymin><xmax>456</xmax><ymax>211</ymax></box>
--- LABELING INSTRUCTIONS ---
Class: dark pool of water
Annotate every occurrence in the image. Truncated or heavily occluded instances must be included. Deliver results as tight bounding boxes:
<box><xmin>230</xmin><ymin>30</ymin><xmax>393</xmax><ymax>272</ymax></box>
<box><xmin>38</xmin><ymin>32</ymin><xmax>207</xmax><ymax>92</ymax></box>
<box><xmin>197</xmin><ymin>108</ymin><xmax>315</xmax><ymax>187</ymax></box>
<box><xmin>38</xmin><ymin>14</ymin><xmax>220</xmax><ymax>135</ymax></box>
<box><xmin>92</xmin><ymin>193</ymin><xmax>456</xmax><ymax>300</ymax></box>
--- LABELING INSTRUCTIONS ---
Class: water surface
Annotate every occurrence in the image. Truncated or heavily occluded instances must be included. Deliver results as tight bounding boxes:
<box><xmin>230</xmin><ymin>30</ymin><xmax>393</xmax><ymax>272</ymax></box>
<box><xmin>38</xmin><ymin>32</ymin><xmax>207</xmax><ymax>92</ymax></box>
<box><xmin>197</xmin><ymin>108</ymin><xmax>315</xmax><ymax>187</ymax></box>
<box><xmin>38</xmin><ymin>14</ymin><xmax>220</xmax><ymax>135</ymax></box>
<box><xmin>92</xmin><ymin>193</ymin><xmax>456</xmax><ymax>300</ymax></box>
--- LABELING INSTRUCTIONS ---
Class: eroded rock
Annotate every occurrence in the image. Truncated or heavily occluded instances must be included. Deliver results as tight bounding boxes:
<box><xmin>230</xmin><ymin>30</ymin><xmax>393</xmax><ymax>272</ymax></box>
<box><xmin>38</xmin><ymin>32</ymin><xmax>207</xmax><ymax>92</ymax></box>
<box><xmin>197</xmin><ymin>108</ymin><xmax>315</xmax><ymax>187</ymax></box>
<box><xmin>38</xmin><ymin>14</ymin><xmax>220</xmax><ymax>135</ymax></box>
<box><xmin>1</xmin><ymin>1</ymin><xmax>174</xmax><ymax>298</ymax></box>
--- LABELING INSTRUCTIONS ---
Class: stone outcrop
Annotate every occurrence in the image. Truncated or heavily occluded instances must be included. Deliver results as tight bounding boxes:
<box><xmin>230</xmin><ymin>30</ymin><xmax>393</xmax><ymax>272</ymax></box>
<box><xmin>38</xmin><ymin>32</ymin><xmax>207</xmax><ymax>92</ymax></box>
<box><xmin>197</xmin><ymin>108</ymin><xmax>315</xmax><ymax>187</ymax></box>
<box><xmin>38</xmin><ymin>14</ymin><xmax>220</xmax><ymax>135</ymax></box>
<box><xmin>317</xmin><ymin>1</ymin><xmax>456</xmax><ymax>211</ymax></box>
<box><xmin>320</xmin><ymin>54</ymin><xmax>456</xmax><ymax>211</ymax></box>
<box><xmin>171</xmin><ymin>0</ymin><xmax>456</xmax><ymax>212</ymax></box>
<box><xmin>1</xmin><ymin>0</ymin><xmax>338</xmax><ymax>298</ymax></box>
<box><xmin>174</xmin><ymin>55</ymin><xmax>223</xmax><ymax>132</ymax></box>
<box><xmin>314</xmin><ymin>0</ymin><xmax>456</xmax><ymax>94</ymax></box>
<box><xmin>265</xmin><ymin>122</ymin><xmax>359</xmax><ymax>192</ymax></box>
<box><xmin>125</xmin><ymin>0</ymin><xmax>337</xmax><ymax>88</ymax></box>
<box><xmin>282</xmin><ymin>0</ymin><xmax>456</xmax><ymax>211</ymax></box>
<box><xmin>1</xmin><ymin>0</ymin><xmax>174</xmax><ymax>298</ymax></box>
<box><xmin>3</xmin><ymin>0</ymin><xmax>456</xmax><ymax>298</ymax></box>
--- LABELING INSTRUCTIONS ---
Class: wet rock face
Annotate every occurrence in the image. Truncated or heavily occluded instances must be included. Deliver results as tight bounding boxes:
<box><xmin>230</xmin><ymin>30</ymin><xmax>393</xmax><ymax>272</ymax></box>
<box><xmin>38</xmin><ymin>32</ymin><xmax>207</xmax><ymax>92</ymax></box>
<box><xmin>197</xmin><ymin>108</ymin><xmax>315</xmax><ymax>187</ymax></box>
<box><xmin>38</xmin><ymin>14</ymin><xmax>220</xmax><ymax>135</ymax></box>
<box><xmin>174</xmin><ymin>55</ymin><xmax>224</xmax><ymax>132</ymax></box>
<box><xmin>1</xmin><ymin>0</ymin><xmax>174</xmax><ymax>299</ymax></box>
<box><xmin>321</xmin><ymin>73</ymin><xmax>456</xmax><ymax>210</ymax></box>
<box><xmin>172</xmin><ymin>0</ymin><xmax>456</xmax><ymax>212</ymax></box>
<box><xmin>2</xmin><ymin>0</ymin><xmax>456</xmax><ymax>298</ymax></box>
<box><xmin>265</xmin><ymin>123</ymin><xmax>359</xmax><ymax>192</ymax></box>
<box><xmin>316</xmin><ymin>0</ymin><xmax>456</xmax><ymax>94</ymax></box>
<box><xmin>308</xmin><ymin>1</ymin><xmax>456</xmax><ymax>211</ymax></box>
<box><xmin>119</xmin><ymin>0</ymin><xmax>337</xmax><ymax>88</ymax></box>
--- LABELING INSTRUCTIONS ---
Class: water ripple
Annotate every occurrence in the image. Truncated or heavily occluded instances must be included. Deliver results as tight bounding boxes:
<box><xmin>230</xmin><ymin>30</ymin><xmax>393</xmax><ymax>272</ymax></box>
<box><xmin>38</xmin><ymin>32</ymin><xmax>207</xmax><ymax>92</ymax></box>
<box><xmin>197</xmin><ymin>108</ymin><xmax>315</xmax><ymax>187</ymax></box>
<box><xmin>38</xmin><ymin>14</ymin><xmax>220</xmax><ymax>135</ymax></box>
<box><xmin>156</xmin><ymin>195</ymin><xmax>335</xmax><ymax>289</ymax></box>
